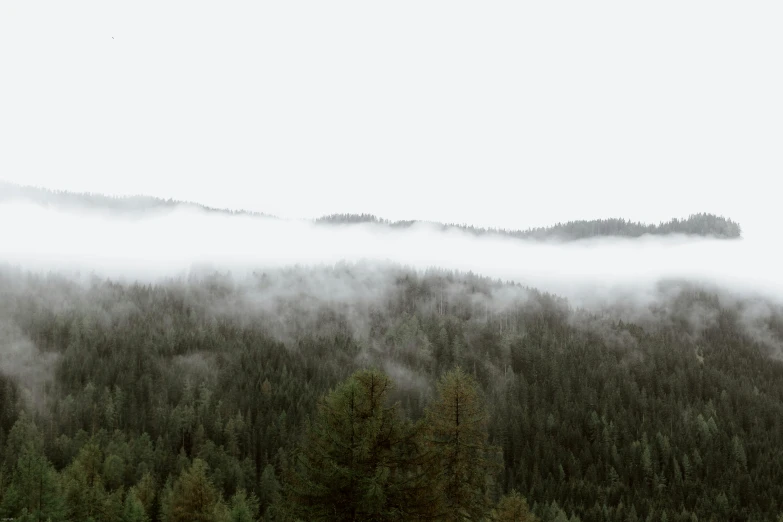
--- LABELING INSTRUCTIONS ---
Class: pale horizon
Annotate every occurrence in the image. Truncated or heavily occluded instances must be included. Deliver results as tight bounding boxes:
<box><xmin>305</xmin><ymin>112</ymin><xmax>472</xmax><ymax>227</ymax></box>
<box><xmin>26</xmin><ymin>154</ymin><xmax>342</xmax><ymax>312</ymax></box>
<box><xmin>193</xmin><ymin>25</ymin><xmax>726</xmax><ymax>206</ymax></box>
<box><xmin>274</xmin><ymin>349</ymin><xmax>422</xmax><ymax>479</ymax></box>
<box><xmin>2</xmin><ymin>1</ymin><xmax>781</xmax><ymax>234</ymax></box>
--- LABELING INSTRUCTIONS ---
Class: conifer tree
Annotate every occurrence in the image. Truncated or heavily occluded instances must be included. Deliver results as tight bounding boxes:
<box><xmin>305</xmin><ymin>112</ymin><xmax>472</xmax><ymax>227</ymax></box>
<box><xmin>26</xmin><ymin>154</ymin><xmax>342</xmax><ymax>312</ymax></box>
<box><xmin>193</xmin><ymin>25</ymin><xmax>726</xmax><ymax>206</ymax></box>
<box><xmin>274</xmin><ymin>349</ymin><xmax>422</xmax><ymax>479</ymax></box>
<box><xmin>227</xmin><ymin>488</ymin><xmax>260</xmax><ymax>522</ymax></box>
<box><xmin>165</xmin><ymin>458</ymin><xmax>221</xmax><ymax>522</ymax></box>
<box><xmin>1</xmin><ymin>414</ymin><xmax>43</xmax><ymax>473</ymax></box>
<box><xmin>130</xmin><ymin>472</ymin><xmax>157</xmax><ymax>519</ymax></box>
<box><xmin>493</xmin><ymin>489</ymin><xmax>537</xmax><ymax>521</ymax></box>
<box><xmin>286</xmin><ymin>368</ymin><xmax>433</xmax><ymax>521</ymax></box>
<box><xmin>122</xmin><ymin>491</ymin><xmax>150</xmax><ymax>522</ymax></box>
<box><xmin>60</xmin><ymin>441</ymin><xmax>108</xmax><ymax>521</ymax></box>
<box><xmin>258</xmin><ymin>464</ymin><xmax>280</xmax><ymax>516</ymax></box>
<box><xmin>0</xmin><ymin>450</ymin><xmax>64</xmax><ymax>521</ymax></box>
<box><xmin>424</xmin><ymin>367</ymin><xmax>501</xmax><ymax>521</ymax></box>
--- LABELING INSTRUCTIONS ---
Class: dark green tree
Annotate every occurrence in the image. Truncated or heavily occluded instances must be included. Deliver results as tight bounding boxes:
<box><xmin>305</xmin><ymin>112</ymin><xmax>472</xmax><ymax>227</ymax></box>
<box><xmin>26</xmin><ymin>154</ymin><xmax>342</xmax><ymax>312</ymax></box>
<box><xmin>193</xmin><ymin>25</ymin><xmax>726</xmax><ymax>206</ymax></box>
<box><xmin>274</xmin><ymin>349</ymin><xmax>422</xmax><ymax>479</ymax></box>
<box><xmin>60</xmin><ymin>441</ymin><xmax>108</xmax><ymax>521</ymax></box>
<box><xmin>492</xmin><ymin>489</ymin><xmax>538</xmax><ymax>521</ymax></box>
<box><xmin>0</xmin><ymin>450</ymin><xmax>64</xmax><ymax>521</ymax></box>
<box><xmin>122</xmin><ymin>490</ymin><xmax>150</xmax><ymax>522</ymax></box>
<box><xmin>164</xmin><ymin>458</ymin><xmax>222</xmax><ymax>522</ymax></box>
<box><xmin>286</xmin><ymin>368</ymin><xmax>434</xmax><ymax>521</ymax></box>
<box><xmin>227</xmin><ymin>488</ymin><xmax>260</xmax><ymax>522</ymax></box>
<box><xmin>425</xmin><ymin>367</ymin><xmax>501</xmax><ymax>521</ymax></box>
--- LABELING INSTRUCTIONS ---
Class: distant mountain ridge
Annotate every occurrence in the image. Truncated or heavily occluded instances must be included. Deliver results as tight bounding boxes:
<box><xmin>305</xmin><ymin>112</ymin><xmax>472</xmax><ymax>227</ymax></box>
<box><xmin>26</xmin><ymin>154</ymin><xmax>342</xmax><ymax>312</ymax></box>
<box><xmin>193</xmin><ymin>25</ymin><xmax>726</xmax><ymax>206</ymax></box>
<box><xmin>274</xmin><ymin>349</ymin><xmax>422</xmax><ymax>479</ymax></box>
<box><xmin>0</xmin><ymin>181</ymin><xmax>741</xmax><ymax>240</ymax></box>
<box><xmin>316</xmin><ymin>212</ymin><xmax>742</xmax><ymax>240</ymax></box>
<box><xmin>0</xmin><ymin>181</ymin><xmax>273</xmax><ymax>219</ymax></box>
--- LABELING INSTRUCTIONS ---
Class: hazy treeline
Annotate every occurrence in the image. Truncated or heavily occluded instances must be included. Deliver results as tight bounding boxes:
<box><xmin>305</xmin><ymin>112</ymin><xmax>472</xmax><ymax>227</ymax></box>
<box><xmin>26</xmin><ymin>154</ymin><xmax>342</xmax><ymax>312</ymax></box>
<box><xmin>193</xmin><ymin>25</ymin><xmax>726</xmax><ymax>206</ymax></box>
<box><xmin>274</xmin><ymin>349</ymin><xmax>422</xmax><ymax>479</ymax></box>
<box><xmin>0</xmin><ymin>181</ymin><xmax>273</xmax><ymax>219</ymax></box>
<box><xmin>316</xmin><ymin>213</ymin><xmax>742</xmax><ymax>241</ymax></box>
<box><xmin>0</xmin><ymin>265</ymin><xmax>782</xmax><ymax>520</ymax></box>
<box><xmin>0</xmin><ymin>182</ymin><xmax>740</xmax><ymax>241</ymax></box>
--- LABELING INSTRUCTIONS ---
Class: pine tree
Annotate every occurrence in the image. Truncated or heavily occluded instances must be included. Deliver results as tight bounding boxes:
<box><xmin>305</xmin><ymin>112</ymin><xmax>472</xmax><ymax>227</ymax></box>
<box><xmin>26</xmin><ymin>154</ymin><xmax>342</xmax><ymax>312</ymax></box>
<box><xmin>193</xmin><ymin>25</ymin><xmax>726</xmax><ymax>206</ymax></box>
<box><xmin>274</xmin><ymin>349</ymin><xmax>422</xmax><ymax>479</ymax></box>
<box><xmin>60</xmin><ymin>441</ymin><xmax>108</xmax><ymax>522</ymax></box>
<box><xmin>285</xmin><ymin>368</ymin><xmax>433</xmax><ymax>521</ymax></box>
<box><xmin>104</xmin><ymin>487</ymin><xmax>126</xmax><ymax>522</ymax></box>
<box><xmin>228</xmin><ymin>488</ymin><xmax>259</xmax><ymax>522</ymax></box>
<box><xmin>424</xmin><ymin>367</ymin><xmax>501</xmax><ymax>521</ymax></box>
<box><xmin>131</xmin><ymin>472</ymin><xmax>157</xmax><ymax>519</ymax></box>
<box><xmin>166</xmin><ymin>459</ymin><xmax>221</xmax><ymax>522</ymax></box>
<box><xmin>493</xmin><ymin>489</ymin><xmax>538</xmax><ymax>521</ymax></box>
<box><xmin>158</xmin><ymin>477</ymin><xmax>174</xmax><ymax>522</ymax></box>
<box><xmin>122</xmin><ymin>491</ymin><xmax>150</xmax><ymax>522</ymax></box>
<box><xmin>0</xmin><ymin>450</ymin><xmax>64</xmax><ymax>521</ymax></box>
<box><xmin>1</xmin><ymin>414</ymin><xmax>44</xmax><ymax>472</ymax></box>
<box><xmin>258</xmin><ymin>464</ymin><xmax>280</xmax><ymax>516</ymax></box>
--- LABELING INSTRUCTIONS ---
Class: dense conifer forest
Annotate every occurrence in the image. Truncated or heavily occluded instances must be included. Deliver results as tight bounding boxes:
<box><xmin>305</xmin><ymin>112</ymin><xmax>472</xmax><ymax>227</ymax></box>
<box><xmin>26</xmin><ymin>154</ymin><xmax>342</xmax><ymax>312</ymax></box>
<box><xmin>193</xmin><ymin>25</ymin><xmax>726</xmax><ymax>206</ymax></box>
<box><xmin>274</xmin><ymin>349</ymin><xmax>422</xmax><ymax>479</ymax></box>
<box><xmin>1</xmin><ymin>264</ymin><xmax>782</xmax><ymax>521</ymax></box>
<box><xmin>1</xmin><ymin>1</ymin><xmax>773</xmax><ymax>521</ymax></box>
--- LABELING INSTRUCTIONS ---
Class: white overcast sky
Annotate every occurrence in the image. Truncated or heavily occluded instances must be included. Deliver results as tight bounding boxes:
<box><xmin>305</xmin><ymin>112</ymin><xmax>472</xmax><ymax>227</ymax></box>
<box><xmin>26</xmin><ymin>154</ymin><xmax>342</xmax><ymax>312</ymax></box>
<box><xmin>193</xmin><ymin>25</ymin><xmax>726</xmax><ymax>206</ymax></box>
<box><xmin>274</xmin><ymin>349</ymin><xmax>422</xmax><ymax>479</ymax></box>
<box><xmin>1</xmin><ymin>1</ymin><xmax>781</xmax><ymax>233</ymax></box>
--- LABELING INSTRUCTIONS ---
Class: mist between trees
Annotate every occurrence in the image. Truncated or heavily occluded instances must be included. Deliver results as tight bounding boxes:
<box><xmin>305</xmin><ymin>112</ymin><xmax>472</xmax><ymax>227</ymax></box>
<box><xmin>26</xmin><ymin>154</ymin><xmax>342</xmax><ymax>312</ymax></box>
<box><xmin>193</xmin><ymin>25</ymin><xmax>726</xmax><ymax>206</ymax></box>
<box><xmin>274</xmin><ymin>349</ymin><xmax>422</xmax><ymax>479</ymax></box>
<box><xmin>1</xmin><ymin>264</ymin><xmax>783</xmax><ymax>520</ymax></box>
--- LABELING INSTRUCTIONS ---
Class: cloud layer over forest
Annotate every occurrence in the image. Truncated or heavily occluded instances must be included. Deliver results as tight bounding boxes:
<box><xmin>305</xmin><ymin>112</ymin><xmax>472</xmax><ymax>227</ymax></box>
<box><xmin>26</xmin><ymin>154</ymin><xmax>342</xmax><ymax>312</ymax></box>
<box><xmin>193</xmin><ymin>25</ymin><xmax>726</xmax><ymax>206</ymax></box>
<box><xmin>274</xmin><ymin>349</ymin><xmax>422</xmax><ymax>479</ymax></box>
<box><xmin>0</xmin><ymin>200</ymin><xmax>778</xmax><ymax>305</ymax></box>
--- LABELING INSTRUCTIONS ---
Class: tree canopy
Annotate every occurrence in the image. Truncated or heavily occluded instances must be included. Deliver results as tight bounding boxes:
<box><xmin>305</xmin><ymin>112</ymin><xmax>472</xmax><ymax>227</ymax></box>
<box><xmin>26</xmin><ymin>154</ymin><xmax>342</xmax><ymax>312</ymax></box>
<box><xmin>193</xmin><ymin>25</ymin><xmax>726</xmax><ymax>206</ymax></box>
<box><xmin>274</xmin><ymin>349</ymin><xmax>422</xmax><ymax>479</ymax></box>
<box><xmin>0</xmin><ymin>264</ymin><xmax>782</xmax><ymax>520</ymax></box>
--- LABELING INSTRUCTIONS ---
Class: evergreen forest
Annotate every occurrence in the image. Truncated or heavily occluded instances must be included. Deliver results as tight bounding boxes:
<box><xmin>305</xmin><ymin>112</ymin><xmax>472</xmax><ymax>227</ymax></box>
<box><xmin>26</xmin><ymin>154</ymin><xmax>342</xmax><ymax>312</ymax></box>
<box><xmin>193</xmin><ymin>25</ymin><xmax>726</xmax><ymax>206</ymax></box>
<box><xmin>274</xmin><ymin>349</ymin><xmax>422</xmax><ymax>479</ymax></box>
<box><xmin>1</xmin><ymin>264</ymin><xmax>782</xmax><ymax>521</ymax></box>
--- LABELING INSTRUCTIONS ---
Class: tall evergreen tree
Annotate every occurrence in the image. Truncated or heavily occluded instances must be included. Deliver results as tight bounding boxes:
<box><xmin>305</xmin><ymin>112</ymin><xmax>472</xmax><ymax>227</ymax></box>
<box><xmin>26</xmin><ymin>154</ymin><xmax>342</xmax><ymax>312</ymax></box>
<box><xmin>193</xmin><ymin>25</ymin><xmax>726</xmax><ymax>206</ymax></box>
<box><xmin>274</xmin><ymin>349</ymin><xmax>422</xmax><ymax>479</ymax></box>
<box><xmin>164</xmin><ymin>458</ymin><xmax>221</xmax><ymax>522</ymax></box>
<box><xmin>286</xmin><ymin>368</ymin><xmax>434</xmax><ymax>521</ymax></box>
<box><xmin>227</xmin><ymin>488</ymin><xmax>260</xmax><ymax>522</ymax></box>
<box><xmin>122</xmin><ymin>491</ymin><xmax>150</xmax><ymax>522</ymax></box>
<box><xmin>130</xmin><ymin>472</ymin><xmax>157</xmax><ymax>520</ymax></box>
<box><xmin>0</xmin><ymin>450</ymin><xmax>64</xmax><ymax>522</ymax></box>
<box><xmin>493</xmin><ymin>489</ymin><xmax>538</xmax><ymax>522</ymax></box>
<box><xmin>60</xmin><ymin>441</ymin><xmax>108</xmax><ymax>522</ymax></box>
<box><xmin>425</xmin><ymin>367</ymin><xmax>501</xmax><ymax>521</ymax></box>
<box><xmin>258</xmin><ymin>463</ymin><xmax>280</xmax><ymax>517</ymax></box>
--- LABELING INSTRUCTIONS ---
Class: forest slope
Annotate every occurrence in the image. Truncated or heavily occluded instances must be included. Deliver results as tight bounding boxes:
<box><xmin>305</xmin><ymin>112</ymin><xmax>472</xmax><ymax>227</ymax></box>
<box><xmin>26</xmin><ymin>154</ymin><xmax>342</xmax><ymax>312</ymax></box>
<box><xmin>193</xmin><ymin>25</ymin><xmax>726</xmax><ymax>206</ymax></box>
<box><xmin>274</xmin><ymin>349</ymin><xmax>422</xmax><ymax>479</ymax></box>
<box><xmin>1</xmin><ymin>265</ymin><xmax>782</xmax><ymax>521</ymax></box>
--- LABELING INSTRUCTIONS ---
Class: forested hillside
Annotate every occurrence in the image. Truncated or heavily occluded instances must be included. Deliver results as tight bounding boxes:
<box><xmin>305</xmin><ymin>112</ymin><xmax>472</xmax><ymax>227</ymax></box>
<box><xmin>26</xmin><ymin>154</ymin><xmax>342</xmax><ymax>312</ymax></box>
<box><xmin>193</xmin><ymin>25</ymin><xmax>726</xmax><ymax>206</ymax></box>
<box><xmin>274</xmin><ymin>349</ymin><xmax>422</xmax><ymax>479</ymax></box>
<box><xmin>0</xmin><ymin>181</ymin><xmax>272</xmax><ymax>219</ymax></box>
<box><xmin>316</xmin><ymin>213</ymin><xmax>742</xmax><ymax>240</ymax></box>
<box><xmin>0</xmin><ymin>182</ymin><xmax>740</xmax><ymax>240</ymax></box>
<box><xmin>1</xmin><ymin>264</ymin><xmax>782</xmax><ymax>521</ymax></box>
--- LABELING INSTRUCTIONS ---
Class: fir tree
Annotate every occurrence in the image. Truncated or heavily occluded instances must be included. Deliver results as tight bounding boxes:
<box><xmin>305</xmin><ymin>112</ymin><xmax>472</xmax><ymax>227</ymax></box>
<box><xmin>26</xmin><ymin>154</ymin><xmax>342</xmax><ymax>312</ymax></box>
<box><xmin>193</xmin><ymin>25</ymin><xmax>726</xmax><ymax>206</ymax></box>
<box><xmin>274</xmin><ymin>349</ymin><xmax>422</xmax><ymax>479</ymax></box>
<box><xmin>122</xmin><ymin>491</ymin><xmax>150</xmax><ymax>522</ymax></box>
<box><xmin>286</xmin><ymin>368</ymin><xmax>434</xmax><ymax>521</ymax></box>
<box><xmin>424</xmin><ymin>367</ymin><xmax>501</xmax><ymax>521</ymax></box>
<box><xmin>0</xmin><ymin>451</ymin><xmax>64</xmax><ymax>521</ymax></box>
<box><xmin>493</xmin><ymin>489</ymin><xmax>538</xmax><ymax>521</ymax></box>
<box><xmin>166</xmin><ymin>458</ymin><xmax>221</xmax><ymax>522</ymax></box>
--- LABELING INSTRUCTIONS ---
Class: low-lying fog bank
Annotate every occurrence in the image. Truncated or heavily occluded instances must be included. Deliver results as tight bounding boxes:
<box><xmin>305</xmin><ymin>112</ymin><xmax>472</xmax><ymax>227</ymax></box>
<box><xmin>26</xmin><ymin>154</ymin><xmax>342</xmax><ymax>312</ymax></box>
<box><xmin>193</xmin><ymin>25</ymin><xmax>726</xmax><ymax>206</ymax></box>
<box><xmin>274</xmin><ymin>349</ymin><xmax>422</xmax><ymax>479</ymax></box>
<box><xmin>0</xmin><ymin>201</ymin><xmax>778</xmax><ymax>307</ymax></box>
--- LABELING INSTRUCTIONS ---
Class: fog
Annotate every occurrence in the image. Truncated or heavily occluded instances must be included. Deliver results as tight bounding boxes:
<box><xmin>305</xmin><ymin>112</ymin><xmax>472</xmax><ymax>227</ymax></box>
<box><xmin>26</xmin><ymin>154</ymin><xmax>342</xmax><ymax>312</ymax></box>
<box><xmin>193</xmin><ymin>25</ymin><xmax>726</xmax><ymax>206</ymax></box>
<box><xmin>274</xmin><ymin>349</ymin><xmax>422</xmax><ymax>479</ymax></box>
<box><xmin>2</xmin><ymin>2</ymin><xmax>781</xmax><ymax>233</ymax></box>
<box><xmin>0</xmin><ymin>319</ymin><xmax>59</xmax><ymax>410</ymax></box>
<box><xmin>0</xmin><ymin>200</ymin><xmax>778</xmax><ymax>308</ymax></box>
<box><xmin>2</xmin><ymin>197</ymin><xmax>783</xmax><ymax>406</ymax></box>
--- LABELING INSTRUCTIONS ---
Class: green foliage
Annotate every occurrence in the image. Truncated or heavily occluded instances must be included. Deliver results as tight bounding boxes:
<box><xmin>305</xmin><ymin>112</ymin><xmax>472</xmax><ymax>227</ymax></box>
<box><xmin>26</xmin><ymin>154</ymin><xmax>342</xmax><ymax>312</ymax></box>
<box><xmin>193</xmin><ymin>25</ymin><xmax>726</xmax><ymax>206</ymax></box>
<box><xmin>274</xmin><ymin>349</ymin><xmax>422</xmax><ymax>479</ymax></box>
<box><xmin>285</xmin><ymin>368</ymin><xmax>433</xmax><ymax>521</ymax></box>
<box><xmin>227</xmin><ymin>488</ymin><xmax>260</xmax><ymax>522</ymax></box>
<box><xmin>130</xmin><ymin>472</ymin><xmax>156</xmax><ymax>520</ymax></box>
<box><xmin>0</xmin><ymin>449</ymin><xmax>63</xmax><ymax>521</ymax></box>
<box><xmin>2</xmin><ymin>414</ymin><xmax>44</xmax><ymax>472</ymax></box>
<box><xmin>165</xmin><ymin>459</ymin><xmax>221</xmax><ymax>522</ymax></box>
<box><xmin>60</xmin><ymin>441</ymin><xmax>109</xmax><ymax>521</ymax></box>
<box><xmin>493</xmin><ymin>489</ymin><xmax>538</xmax><ymax>521</ymax></box>
<box><xmin>257</xmin><ymin>464</ymin><xmax>280</xmax><ymax>517</ymax></box>
<box><xmin>425</xmin><ymin>367</ymin><xmax>501</xmax><ymax>520</ymax></box>
<box><xmin>0</xmin><ymin>265</ymin><xmax>782</xmax><ymax>520</ymax></box>
<box><xmin>122</xmin><ymin>490</ymin><xmax>150</xmax><ymax>522</ymax></box>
